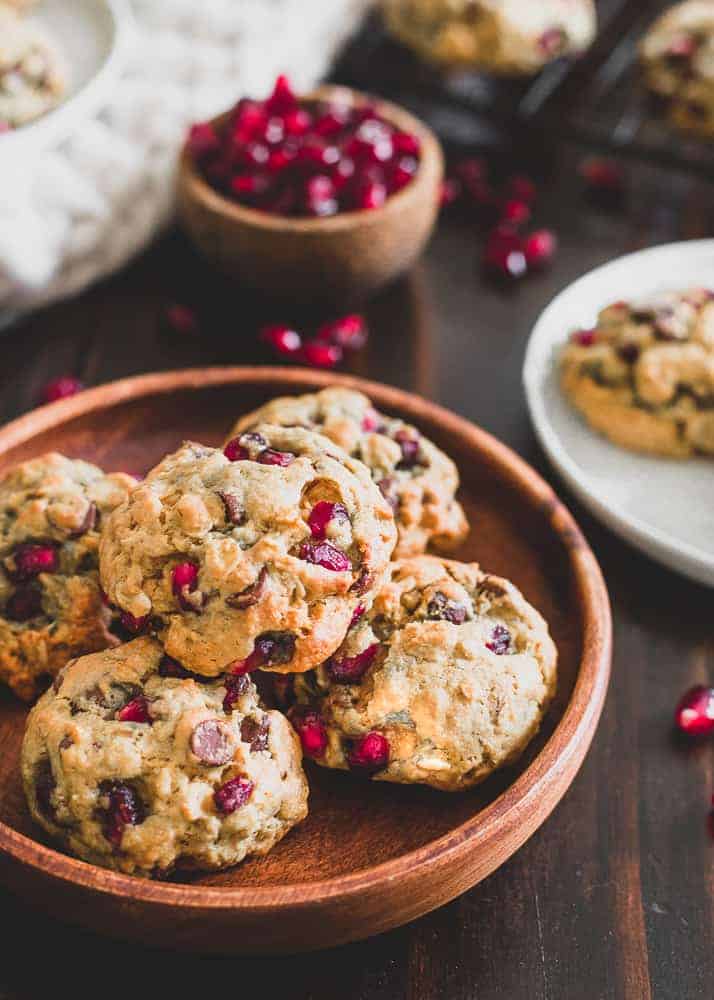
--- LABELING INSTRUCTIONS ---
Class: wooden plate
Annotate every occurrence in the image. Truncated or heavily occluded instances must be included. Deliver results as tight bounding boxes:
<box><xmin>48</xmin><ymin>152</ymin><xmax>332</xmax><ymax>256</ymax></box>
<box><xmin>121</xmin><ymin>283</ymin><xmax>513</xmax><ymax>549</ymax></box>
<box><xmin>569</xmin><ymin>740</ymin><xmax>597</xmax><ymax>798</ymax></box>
<box><xmin>0</xmin><ymin>368</ymin><xmax>611</xmax><ymax>954</ymax></box>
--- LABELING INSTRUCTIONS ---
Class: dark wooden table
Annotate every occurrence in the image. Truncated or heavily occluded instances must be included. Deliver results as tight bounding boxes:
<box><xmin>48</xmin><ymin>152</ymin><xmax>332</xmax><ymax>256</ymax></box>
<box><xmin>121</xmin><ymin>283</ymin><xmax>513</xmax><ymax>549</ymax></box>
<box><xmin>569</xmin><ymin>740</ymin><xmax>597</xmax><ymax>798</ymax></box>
<box><xmin>0</xmin><ymin>141</ymin><xmax>712</xmax><ymax>1000</ymax></box>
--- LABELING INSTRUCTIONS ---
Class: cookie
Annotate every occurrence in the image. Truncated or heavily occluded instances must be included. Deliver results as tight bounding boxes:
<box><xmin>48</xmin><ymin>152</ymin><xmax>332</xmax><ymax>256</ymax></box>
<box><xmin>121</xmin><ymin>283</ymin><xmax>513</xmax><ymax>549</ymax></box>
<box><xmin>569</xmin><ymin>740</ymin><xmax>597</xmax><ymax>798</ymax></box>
<box><xmin>641</xmin><ymin>1</ymin><xmax>714</xmax><ymax>137</ymax></box>
<box><xmin>99</xmin><ymin>432</ymin><xmax>397</xmax><ymax>678</ymax></box>
<box><xmin>0</xmin><ymin>453</ymin><xmax>135</xmax><ymax>701</ymax></box>
<box><xmin>285</xmin><ymin>555</ymin><xmax>557</xmax><ymax>792</ymax></box>
<box><xmin>228</xmin><ymin>388</ymin><xmax>468</xmax><ymax>558</ymax></box>
<box><xmin>22</xmin><ymin>637</ymin><xmax>308</xmax><ymax>877</ymax></box>
<box><xmin>381</xmin><ymin>0</ymin><xmax>596</xmax><ymax>74</ymax></box>
<box><xmin>560</xmin><ymin>288</ymin><xmax>714</xmax><ymax>457</ymax></box>
<box><xmin>0</xmin><ymin>5</ymin><xmax>65</xmax><ymax>129</ymax></box>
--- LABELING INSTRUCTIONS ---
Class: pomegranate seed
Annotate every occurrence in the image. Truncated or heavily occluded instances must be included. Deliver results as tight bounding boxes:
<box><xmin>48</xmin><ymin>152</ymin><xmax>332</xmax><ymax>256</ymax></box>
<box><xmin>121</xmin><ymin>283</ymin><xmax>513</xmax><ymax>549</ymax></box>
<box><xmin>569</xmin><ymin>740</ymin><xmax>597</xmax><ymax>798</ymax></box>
<box><xmin>303</xmin><ymin>174</ymin><xmax>338</xmax><ymax>217</ymax></box>
<box><xmin>299</xmin><ymin>340</ymin><xmax>343</xmax><ymax>369</ymax></box>
<box><xmin>119</xmin><ymin>611</ymin><xmax>149</xmax><ymax>634</ymax></box>
<box><xmin>117</xmin><ymin>696</ymin><xmax>151</xmax><ymax>724</ymax></box>
<box><xmin>501</xmin><ymin>199</ymin><xmax>531</xmax><ymax>227</ymax></box>
<box><xmin>392</xmin><ymin>132</ymin><xmax>420</xmax><ymax>157</ymax></box>
<box><xmin>579</xmin><ymin>157</ymin><xmax>625</xmax><ymax>194</ymax></box>
<box><xmin>427</xmin><ymin>592</ymin><xmax>468</xmax><ymax>624</ymax></box>
<box><xmin>454</xmin><ymin>157</ymin><xmax>488</xmax><ymax>185</ymax></box>
<box><xmin>394</xmin><ymin>428</ymin><xmax>420</xmax><ymax>469</ymax></box>
<box><xmin>440</xmin><ymin>177</ymin><xmax>461</xmax><ymax>207</ymax></box>
<box><xmin>260</xmin><ymin>323</ymin><xmax>302</xmax><ymax>355</ymax></box>
<box><xmin>241</xmin><ymin>141</ymin><xmax>270</xmax><ymax>168</ymax></box>
<box><xmin>222</xmin><ymin>673</ymin><xmax>250</xmax><ymax>713</ymax></box>
<box><xmin>308</xmin><ymin>500</ymin><xmax>349</xmax><ymax>539</ymax></box>
<box><xmin>348</xmin><ymin>731</ymin><xmax>389</xmax><ymax>770</ymax></box>
<box><xmin>389</xmin><ymin>157</ymin><xmax>419</xmax><ymax>193</ymax></box>
<box><xmin>571</xmin><ymin>328</ymin><xmax>597</xmax><ymax>347</ymax></box>
<box><xmin>299</xmin><ymin>540</ymin><xmax>352</xmax><ymax>572</ymax></box>
<box><xmin>283</xmin><ymin>108</ymin><xmax>312</xmax><ymax>135</ymax></box>
<box><xmin>352</xmin><ymin>180</ymin><xmax>387</xmax><ymax>211</ymax></box>
<box><xmin>214</xmin><ymin>776</ymin><xmax>254</xmax><ymax>814</ymax></box>
<box><xmin>99</xmin><ymin>780</ymin><xmax>144</xmax><ymax>845</ymax></box>
<box><xmin>230</xmin><ymin>173</ymin><xmax>269</xmax><ymax>200</ymax></box>
<box><xmin>667</xmin><ymin>34</ymin><xmax>696</xmax><ymax>58</ymax></box>
<box><xmin>483</xmin><ymin>228</ymin><xmax>527</xmax><ymax>280</ymax></box>
<box><xmin>361</xmin><ymin>408</ymin><xmax>382</xmax><ymax>432</ymax></box>
<box><xmin>257</xmin><ymin>448</ymin><xmax>295</xmax><ymax>467</ymax></box>
<box><xmin>506</xmin><ymin>174</ymin><xmax>537</xmax><ymax>203</ymax></box>
<box><xmin>223</xmin><ymin>437</ymin><xmax>250</xmax><ymax>462</ymax></box>
<box><xmin>327</xmin><ymin>642</ymin><xmax>380</xmax><ymax>684</ymax></box>
<box><xmin>5</xmin><ymin>587</ymin><xmax>42</xmax><ymax>621</ymax></box>
<box><xmin>172</xmin><ymin>561</ymin><xmax>200</xmax><ymax>610</ymax></box>
<box><xmin>187</xmin><ymin>122</ymin><xmax>220</xmax><ymax>161</ymax></box>
<box><xmin>524</xmin><ymin>229</ymin><xmax>557</xmax><ymax>269</ymax></box>
<box><xmin>265</xmin><ymin>75</ymin><xmax>297</xmax><ymax>116</ymax></box>
<box><xmin>296</xmin><ymin>141</ymin><xmax>340</xmax><ymax>170</ymax></box>
<box><xmin>486</xmin><ymin>624</ymin><xmax>511</xmax><ymax>655</ymax></box>
<box><xmin>675</xmin><ymin>686</ymin><xmax>714</xmax><ymax>736</ymax></box>
<box><xmin>40</xmin><ymin>376</ymin><xmax>83</xmax><ymax>404</ymax></box>
<box><xmin>538</xmin><ymin>27</ymin><xmax>566</xmax><ymax>56</ymax></box>
<box><xmin>315</xmin><ymin>314</ymin><xmax>367</xmax><ymax>351</ymax></box>
<box><xmin>290</xmin><ymin>708</ymin><xmax>328</xmax><ymax>758</ymax></box>
<box><xmin>10</xmin><ymin>543</ymin><xmax>58</xmax><ymax>580</ymax></box>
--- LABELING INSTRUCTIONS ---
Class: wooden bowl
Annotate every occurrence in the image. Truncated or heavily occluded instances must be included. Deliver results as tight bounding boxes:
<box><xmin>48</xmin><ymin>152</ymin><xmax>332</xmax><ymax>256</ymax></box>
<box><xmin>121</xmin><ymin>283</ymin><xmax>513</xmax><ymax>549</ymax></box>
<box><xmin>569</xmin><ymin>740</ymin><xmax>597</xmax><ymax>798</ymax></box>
<box><xmin>0</xmin><ymin>368</ymin><xmax>611</xmax><ymax>954</ymax></box>
<box><xmin>177</xmin><ymin>86</ymin><xmax>444</xmax><ymax>304</ymax></box>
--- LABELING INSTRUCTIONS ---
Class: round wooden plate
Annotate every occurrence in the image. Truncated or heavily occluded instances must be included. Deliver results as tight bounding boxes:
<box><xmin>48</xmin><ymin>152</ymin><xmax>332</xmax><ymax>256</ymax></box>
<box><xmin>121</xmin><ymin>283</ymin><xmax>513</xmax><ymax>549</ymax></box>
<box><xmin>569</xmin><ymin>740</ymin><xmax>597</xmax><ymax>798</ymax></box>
<box><xmin>0</xmin><ymin>368</ymin><xmax>611</xmax><ymax>954</ymax></box>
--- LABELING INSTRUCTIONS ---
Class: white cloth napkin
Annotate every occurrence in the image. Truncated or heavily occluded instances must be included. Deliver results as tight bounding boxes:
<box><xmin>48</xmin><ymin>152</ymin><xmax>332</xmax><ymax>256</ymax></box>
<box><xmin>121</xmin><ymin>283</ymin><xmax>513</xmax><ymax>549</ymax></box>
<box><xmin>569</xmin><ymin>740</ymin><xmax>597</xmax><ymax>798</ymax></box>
<box><xmin>0</xmin><ymin>0</ymin><xmax>371</xmax><ymax>312</ymax></box>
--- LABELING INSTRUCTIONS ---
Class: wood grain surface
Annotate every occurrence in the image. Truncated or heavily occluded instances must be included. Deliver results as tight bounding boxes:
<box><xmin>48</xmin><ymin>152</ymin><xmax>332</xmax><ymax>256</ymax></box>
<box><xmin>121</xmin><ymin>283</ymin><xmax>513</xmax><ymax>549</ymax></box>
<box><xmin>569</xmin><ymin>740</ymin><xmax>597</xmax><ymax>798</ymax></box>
<box><xmin>0</xmin><ymin>138</ymin><xmax>712</xmax><ymax>994</ymax></box>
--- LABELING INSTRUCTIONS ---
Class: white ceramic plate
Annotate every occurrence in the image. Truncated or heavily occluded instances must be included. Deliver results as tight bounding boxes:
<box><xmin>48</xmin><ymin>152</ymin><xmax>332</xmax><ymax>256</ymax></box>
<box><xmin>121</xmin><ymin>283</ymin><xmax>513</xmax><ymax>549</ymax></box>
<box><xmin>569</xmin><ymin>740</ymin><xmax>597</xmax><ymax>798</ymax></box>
<box><xmin>2</xmin><ymin>0</ymin><xmax>132</xmax><ymax>157</ymax></box>
<box><xmin>523</xmin><ymin>239</ymin><xmax>714</xmax><ymax>588</ymax></box>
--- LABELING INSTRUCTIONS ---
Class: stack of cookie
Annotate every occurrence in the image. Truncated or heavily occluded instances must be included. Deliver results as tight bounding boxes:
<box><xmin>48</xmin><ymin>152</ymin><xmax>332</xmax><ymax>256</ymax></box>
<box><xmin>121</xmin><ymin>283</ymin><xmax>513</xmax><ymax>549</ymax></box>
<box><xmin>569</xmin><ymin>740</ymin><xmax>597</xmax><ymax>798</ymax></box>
<box><xmin>7</xmin><ymin>387</ymin><xmax>556</xmax><ymax>879</ymax></box>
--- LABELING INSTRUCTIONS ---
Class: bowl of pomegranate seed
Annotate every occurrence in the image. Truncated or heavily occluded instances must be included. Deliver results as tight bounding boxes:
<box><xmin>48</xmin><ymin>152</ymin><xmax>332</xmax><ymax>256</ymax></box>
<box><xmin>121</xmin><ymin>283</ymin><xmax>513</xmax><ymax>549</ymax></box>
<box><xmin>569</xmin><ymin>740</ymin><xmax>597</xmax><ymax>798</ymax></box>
<box><xmin>177</xmin><ymin>76</ymin><xmax>444</xmax><ymax>304</ymax></box>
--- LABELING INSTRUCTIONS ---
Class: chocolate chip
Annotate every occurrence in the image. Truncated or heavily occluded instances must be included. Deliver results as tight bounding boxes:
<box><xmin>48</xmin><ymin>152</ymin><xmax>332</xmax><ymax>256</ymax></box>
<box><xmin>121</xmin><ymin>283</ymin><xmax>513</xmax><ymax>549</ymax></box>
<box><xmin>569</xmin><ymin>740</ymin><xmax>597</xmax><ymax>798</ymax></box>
<box><xmin>69</xmin><ymin>502</ymin><xmax>98</xmax><ymax>538</ymax></box>
<box><xmin>226</xmin><ymin>567</ymin><xmax>268</xmax><ymax>609</ymax></box>
<box><xmin>350</xmin><ymin>567</ymin><xmax>373</xmax><ymax>595</ymax></box>
<box><xmin>254</xmin><ymin>631</ymin><xmax>295</xmax><ymax>666</ymax></box>
<box><xmin>190</xmin><ymin>720</ymin><xmax>235</xmax><ymax>765</ymax></box>
<box><xmin>217</xmin><ymin>490</ymin><xmax>245</xmax><ymax>525</ymax></box>
<box><xmin>240</xmin><ymin>716</ymin><xmax>270</xmax><ymax>752</ymax></box>
<box><xmin>426</xmin><ymin>592</ymin><xmax>468</xmax><ymax>624</ymax></box>
<box><xmin>35</xmin><ymin>759</ymin><xmax>56</xmax><ymax>820</ymax></box>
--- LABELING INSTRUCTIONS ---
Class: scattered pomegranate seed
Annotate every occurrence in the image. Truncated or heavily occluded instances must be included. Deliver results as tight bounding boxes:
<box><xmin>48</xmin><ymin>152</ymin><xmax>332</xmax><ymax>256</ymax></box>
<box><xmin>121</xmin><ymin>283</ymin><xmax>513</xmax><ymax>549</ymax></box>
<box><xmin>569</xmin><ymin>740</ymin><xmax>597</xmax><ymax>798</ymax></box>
<box><xmin>163</xmin><ymin>303</ymin><xmax>199</xmax><ymax>335</ymax></box>
<box><xmin>5</xmin><ymin>587</ymin><xmax>42</xmax><ymax>621</ymax></box>
<box><xmin>40</xmin><ymin>376</ymin><xmax>84</xmax><ymax>405</ymax></box>
<box><xmin>260</xmin><ymin>324</ymin><xmax>302</xmax><ymax>356</ymax></box>
<box><xmin>308</xmin><ymin>501</ymin><xmax>349</xmax><ymax>540</ymax></box>
<box><xmin>486</xmin><ymin>624</ymin><xmax>511</xmax><ymax>655</ymax></box>
<box><xmin>117</xmin><ymin>696</ymin><xmax>151</xmax><ymax>724</ymax></box>
<box><xmin>290</xmin><ymin>708</ymin><xmax>328</xmax><ymax>758</ymax></box>
<box><xmin>483</xmin><ymin>227</ymin><xmax>527</xmax><ymax>280</ymax></box>
<box><xmin>315</xmin><ymin>314</ymin><xmax>368</xmax><ymax>351</ymax></box>
<box><xmin>571</xmin><ymin>328</ymin><xmax>597</xmax><ymax>347</ymax></box>
<box><xmin>119</xmin><ymin>611</ymin><xmax>149</xmax><ymax>635</ymax></box>
<box><xmin>99</xmin><ymin>780</ymin><xmax>144</xmax><ymax>845</ymax></box>
<box><xmin>524</xmin><ymin>229</ymin><xmax>558</xmax><ymax>269</ymax></box>
<box><xmin>348</xmin><ymin>731</ymin><xmax>390</xmax><ymax>770</ymax></box>
<box><xmin>223</xmin><ymin>437</ymin><xmax>250</xmax><ymax>462</ymax></box>
<box><xmin>501</xmin><ymin>199</ymin><xmax>531</xmax><ymax>227</ymax></box>
<box><xmin>257</xmin><ymin>448</ymin><xmax>295</xmax><ymax>467</ymax></box>
<box><xmin>214</xmin><ymin>776</ymin><xmax>254</xmax><ymax>814</ymax></box>
<box><xmin>579</xmin><ymin>157</ymin><xmax>625</xmax><ymax>194</ymax></box>
<box><xmin>298</xmin><ymin>340</ymin><xmax>343</xmax><ymax>369</ymax></box>
<box><xmin>327</xmin><ymin>642</ymin><xmax>381</xmax><ymax>684</ymax></box>
<box><xmin>440</xmin><ymin>177</ymin><xmax>461</xmax><ymax>207</ymax></box>
<box><xmin>10</xmin><ymin>543</ymin><xmax>58</xmax><ymax>580</ymax></box>
<box><xmin>675</xmin><ymin>686</ymin><xmax>714</xmax><ymax>736</ymax></box>
<box><xmin>299</xmin><ymin>540</ymin><xmax>352</xmax><ymax>572</ymax></box>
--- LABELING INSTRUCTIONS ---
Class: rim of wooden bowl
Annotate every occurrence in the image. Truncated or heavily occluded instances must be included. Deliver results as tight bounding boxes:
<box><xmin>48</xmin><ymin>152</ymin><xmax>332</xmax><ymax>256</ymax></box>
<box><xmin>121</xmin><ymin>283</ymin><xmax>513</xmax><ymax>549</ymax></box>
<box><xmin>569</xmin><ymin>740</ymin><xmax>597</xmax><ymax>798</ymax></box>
<box><xmin>178</xmin><ymin>84</ymin><xmax>444</xmax><ymax>235</ymax></box>
<box><xmin>0</xmin><ymin>367</ymin><xmax>611</xmax><ymax>913</ymax></box>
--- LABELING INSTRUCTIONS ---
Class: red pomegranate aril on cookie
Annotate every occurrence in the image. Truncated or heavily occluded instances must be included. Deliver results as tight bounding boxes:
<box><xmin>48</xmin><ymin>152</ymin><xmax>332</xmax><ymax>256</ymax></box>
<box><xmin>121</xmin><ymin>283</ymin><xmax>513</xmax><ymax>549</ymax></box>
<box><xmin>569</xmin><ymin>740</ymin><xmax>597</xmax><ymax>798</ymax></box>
<box><xmin>361</xmin><ymin>408</ymin><xmax>382</xmax><ymax>432</ymax></box>
<box><xmin>524</xmin><ymin>229</ymin><xmax>557</xmax><ymax>269</ymax></box>
<box><xmin>675</xmin><ymin>686</ymin><xmax>714</xmax><ymax>736</ymax></box>
<box><xmin>191</xmin><ymin>720</ymin><xmax>234</xmax><ymax>765</ymax></box>
<box><xmin>327</xmin><ymin>643</ymin><xmax>380</xmax><ymax>684</ymax></box>
<box><xmin>119</xmin><ymin>611</ymin><xmax>149</xmax><ymax>635</ymax></box>
<box><xmin>571</xmin><ymin>328</ymin><xmax>597</xmax><ymax>347</ymax></box>
<box><xmin>99</xmin><ymin>780</ymin><xmax>144</xmax><ymax>845</ymax></box>
<box><xmin>483</xmin><ymin>227</ymin><xmax>527</xmax><ymax>280</ymax></box>
<box><xmin>348</xmin><ymin>731</ymin><xmax>389</xmax><ymax>770</ymax></box>
<box><xmin>5</xmin><ymin>587</ymin><xmax>42</xmax><ymax>621</ymax></box>
<box><xmin>172</xmin><ymin>562</ymin><xmax>198</xmax><ymax>596</ymax></box>
<box><xmin>223</xmin><ymin>437</ymin><xmax>250</xmax><ymax>462</ymax></box>
<box><xmin>299</xmin><ymin>540</ymin><xmax>352</xmax><ymax>572</ymax></box>
<box><xmin>11</xmin><ymin>543</ymin><xmax>58</xmax><ymax>580</ymax></box>
<box><xmin>308</xmin><ymin>500</ymin><xmax>349</xmax><ymax>540</ymax></box>
<box><xmin>260</xmin><ymin>323</ymin><xmax>302</xmax><ymax>355</ymax></box>
<box><xmin>486</xmin><ymin>624</ymin><xmax>511</xmax><ymax>655</ymax></box>
<box><xmin>257</xmin><ymin>448</ymin><xmax>295</xmax><ymax>467</ymax></box>
<box><xmin>315</xmin><ymin>314</ymin><xmax>367</xmax><ymax>352</ymax></box>
<box><xmin>117</xmin><ymin>696</ymin><xmax>151</xmax><ymax>724</ymax></box>
<box><xmin>290</xmin><ymin>709</ymin><xmax>328</xmax><ymax>758</ymax></box>
<box><xmin>299</xmin><ymin>340</ymin><xmax>343</xmax><ymax>369</ymax></box>
<box><xmin>40</xmin><ymin>376</ymin><xmax>84</xmax><ymax>404</ymax></box>
<box><xmin>214</xmin><ymin>776</ymin><xmax>254</xmax><ymax>815</ymax></box>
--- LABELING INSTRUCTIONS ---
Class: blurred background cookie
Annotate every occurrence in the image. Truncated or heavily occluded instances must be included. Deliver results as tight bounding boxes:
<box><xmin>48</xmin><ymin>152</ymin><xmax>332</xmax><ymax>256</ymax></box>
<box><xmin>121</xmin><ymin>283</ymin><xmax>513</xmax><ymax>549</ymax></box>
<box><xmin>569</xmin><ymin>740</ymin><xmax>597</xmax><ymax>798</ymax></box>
<box><xmin>0</xmin><ymin>2</ymin><xmax>65</xmax><ymax>130</ymax></box>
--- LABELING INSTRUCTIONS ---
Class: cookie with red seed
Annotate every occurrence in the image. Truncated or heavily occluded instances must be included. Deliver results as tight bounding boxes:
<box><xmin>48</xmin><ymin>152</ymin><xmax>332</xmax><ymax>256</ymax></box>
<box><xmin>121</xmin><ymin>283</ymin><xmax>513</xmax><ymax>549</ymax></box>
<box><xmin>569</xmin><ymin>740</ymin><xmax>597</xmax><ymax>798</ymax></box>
<box><xmin>288</xmin><ymin>556</ymin><xmax>557</xmax><ymax>792</ymax></box>
<box><xmin>560</xmin><ymin>288</ymin><xmax>714</xmax><ymax>457</ymax></box>
<box><xmin>381</xmin><ymin>0</ymin><xmax>596</xmax><ymax>75</ymax></box>
<box><xmin>21</xmin><ymin>637</ymin><xmax>308</xmax><ymax>877</ymax></box>
<box><xmin>228</xmin><ymin>387</ymin><xmax>468</xmax><ymax>558</ymax></box>
<box><xmin>99</xmin><ymin>430</ymin><xmax>397</xmax><ymax>678</ymax></box>
<box><xmin>640</xmin><ymin>1</ymin><xmax>714</xmax><ymax>137</ymax></box>
<box><xmin>0</xmin><ymin>453</ymin><xmax>135</xmax><ymax>701</ymax></box>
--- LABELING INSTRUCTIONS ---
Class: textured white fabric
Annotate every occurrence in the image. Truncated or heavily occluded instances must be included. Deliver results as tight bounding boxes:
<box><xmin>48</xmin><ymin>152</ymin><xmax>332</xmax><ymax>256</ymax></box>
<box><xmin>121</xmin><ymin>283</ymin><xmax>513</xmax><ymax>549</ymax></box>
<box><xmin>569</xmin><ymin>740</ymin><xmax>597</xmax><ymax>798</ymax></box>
<box><xmin>0</xmin><ymin>0</ymin><xmax>371</xmax><ymax>311</ymax></box>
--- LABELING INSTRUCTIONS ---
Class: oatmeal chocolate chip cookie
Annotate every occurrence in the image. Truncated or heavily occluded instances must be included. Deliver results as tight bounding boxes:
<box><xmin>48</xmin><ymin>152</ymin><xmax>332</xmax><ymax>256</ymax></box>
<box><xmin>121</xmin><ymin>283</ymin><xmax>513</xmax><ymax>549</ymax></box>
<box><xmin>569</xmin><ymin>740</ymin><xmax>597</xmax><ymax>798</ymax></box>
<box><xmin>560</xmin><ymin>288</ymin><xmax>714</xmax><ymax>457</ymax></box>
<box><xmin>381</xmin><ymin>0</ymin><xmax>596</xmax><ymax>74</ymax></box>
<box><xmin>0</xmin><ymin>453</ymin><xmax>135</xmax><ymax>701</ymax></box>
<box><xmin>22</xmin><ymin>637</ymin><xmax>308</xmax><ymax>877</ymax></box>
<box><xmin>641</xmin><ymin>1</ymin><xmax>714</xmax><ymax>137</ymax></box>
<box><xmin>99</xmin><ymin>430</ymin><xmax>397</xmax><ymax>678</ymax></box>
<box><xmin>284</xmin><ymin>555</ymin><xmax>557</xmax><ymax>792</ymax></box>
<box><xmin>228</xmin><ymin>388</ymin><xmax>468</xmax><ymax>559</ymax></box>
<box><xmin>0</xmin><ymin>5</ymin><xmax>65</xmax><ymax>129</ymax></box>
